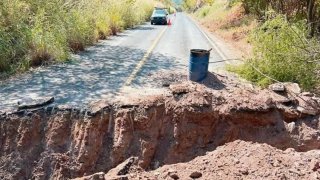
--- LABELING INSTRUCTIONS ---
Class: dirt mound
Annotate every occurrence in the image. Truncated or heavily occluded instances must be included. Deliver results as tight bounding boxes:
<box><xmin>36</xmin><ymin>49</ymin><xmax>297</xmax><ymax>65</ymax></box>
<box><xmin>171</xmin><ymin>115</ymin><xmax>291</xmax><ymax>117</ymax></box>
<box><xmin>82</xmin><ymin>140</ymin><xmax>320</xmax><ymax>180</ymax></box>
<box><xmin>0</xmin><ymin>74</ymin><xmax>319</xmax><ymax>179</ymax></box>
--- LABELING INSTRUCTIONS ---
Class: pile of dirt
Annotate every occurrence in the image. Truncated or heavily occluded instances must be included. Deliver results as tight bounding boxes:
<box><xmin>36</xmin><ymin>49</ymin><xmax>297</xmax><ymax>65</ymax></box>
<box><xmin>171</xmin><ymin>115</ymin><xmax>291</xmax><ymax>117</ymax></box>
<box><xmin>0</xmin><ymin>74</ymin><xmax>319</xmax><ymax>179</ymax></box>
<box><xmin>81</xmin><ymin>140</ymin><xmax>320</xmax><ymax>180</ymax></box>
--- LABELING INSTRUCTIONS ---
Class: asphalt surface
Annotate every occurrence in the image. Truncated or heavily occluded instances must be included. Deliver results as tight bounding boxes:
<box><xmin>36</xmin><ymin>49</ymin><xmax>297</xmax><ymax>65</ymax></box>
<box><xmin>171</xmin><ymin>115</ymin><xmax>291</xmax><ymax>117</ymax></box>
<box><xmin>0</xmin><ymin>13</ymin><xmax>224</xmax><ymax>112</ymax></box>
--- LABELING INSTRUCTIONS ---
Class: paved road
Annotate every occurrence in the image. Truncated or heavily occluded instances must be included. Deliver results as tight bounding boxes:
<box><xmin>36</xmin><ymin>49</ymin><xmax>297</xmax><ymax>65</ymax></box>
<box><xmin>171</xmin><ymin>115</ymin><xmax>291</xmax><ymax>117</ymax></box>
<box><xmin>0</xmin><ymin>13</ymin><xmax>224</xmax><ymax>112</ymax></box>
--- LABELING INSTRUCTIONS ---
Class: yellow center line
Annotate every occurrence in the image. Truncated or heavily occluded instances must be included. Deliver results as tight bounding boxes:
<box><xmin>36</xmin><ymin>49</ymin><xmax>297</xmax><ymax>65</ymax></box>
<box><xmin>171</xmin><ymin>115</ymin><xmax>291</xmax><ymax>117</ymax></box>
<box><xmin>121</xmin><ymin>26</ymin><xmax>168</xmax><ymax>89</ymax></box>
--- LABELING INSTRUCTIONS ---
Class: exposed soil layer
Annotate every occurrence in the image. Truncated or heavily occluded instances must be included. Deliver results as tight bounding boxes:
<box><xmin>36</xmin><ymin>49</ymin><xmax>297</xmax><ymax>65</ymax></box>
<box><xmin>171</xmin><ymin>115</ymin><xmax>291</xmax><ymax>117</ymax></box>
<box><xmin>0</xmin><ymin>74</ymin><xmax>319</xmax><ymax>179</ymax></box>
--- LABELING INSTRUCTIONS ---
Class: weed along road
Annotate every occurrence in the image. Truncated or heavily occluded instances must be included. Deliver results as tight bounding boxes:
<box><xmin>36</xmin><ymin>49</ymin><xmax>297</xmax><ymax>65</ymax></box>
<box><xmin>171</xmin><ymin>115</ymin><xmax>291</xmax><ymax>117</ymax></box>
<box><xmin>0</xmin><ymin>13</ymin><xmax>225</xmax><ymax>112</ymax></box>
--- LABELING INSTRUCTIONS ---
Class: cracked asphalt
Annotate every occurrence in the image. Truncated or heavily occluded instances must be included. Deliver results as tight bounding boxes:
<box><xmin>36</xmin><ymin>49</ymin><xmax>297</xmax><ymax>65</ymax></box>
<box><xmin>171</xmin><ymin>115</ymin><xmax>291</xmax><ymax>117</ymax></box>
<box><xmin>0</xmin><ymin>13</ymin><xmax>224</xmax><ymax>112</ymax></box>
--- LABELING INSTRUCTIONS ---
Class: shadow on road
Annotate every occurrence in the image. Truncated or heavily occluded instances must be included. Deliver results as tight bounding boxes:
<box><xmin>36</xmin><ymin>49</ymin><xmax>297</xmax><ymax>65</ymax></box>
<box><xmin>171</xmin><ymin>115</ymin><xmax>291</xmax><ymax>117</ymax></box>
<box><xmin>134</xmin><ymin>26</ymin><xmax>156</xmax><ymax>31</ymax></box>
<box><xmin>199</xmin><ymin>72</ymin><xmax>226</xmax><ymax>90</ymax></box>
<box><xmin>0</xmin><ymin>42</ymin><xmax>183</xmax><ymax>111</ymax></box>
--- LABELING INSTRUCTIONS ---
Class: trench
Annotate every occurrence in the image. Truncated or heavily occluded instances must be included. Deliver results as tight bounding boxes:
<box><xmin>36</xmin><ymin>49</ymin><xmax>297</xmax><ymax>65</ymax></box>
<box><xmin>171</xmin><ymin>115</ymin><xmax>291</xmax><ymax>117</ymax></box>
<box><xmin>0</xmin><ymin>83</ymin><xmax>319</xmax><ymax>179</ymax></box>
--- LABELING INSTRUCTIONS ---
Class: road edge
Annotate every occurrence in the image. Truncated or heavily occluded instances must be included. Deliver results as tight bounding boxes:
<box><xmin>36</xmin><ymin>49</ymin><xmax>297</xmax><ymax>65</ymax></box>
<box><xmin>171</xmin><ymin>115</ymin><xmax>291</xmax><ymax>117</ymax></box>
<box><xmin>186</xmin><ymin>14</ymin><xmax>242</xmax><ymax>64</ymax></box>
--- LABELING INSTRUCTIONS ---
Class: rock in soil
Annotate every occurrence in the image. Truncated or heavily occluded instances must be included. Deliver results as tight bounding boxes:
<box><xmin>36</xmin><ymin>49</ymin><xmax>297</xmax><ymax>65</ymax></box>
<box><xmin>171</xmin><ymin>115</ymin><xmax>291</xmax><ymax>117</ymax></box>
<box><xmin>169</xmin><ymin>173</ymin><xmax>179</xmax><ymax>180</ymax></box>
<box><xmin>17</xmin><ymin>96</ymin><xmax>54</xmax><ymax>110</ymax></box>
<box><xmin>189</xmin><ymin>171</ymin><xmax>202</xmax><ymax>178</ymax></box>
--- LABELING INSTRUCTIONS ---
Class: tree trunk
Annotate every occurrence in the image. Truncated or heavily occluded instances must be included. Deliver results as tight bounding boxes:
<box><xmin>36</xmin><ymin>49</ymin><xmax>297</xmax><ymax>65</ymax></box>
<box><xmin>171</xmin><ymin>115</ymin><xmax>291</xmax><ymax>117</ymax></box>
<box><xmin>307</xmin><ymin>0</ymin><xmax>316</xmax><ymax>37</ymax></box>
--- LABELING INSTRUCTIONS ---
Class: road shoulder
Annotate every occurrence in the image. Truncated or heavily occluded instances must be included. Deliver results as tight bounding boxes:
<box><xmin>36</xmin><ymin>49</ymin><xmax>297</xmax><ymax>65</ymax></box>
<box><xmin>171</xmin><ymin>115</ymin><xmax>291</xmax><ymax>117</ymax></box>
<box><xmin>188</xmin><ymin>14</ymin><xmax>243</xmax><ymax>62</ymax></box>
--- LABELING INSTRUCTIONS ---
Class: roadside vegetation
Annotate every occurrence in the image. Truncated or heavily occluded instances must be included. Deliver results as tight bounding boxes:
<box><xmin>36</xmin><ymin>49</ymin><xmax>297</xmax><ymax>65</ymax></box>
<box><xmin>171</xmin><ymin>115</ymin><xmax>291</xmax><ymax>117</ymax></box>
<box><xmin>194</xmin><ymin>0</ymin><xmax>256</xmax><ymax>56</ymax></box>
<box><xmin>184</xmin><ymin>0</ymin><xmax>320</xmax><ymax>91</ymax></box>
<box><xmin>0</xmin><ymin>0</ymin><xmax>154</xmax><ymax>76</ymax></box>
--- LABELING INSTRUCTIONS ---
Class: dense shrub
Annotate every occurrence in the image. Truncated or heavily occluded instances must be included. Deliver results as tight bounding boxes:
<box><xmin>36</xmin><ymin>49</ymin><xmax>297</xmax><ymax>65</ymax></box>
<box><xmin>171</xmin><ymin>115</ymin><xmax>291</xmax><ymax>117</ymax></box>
<box><xmin>0</xmin><ymin>0</ymin><xmax>154</xmax><ymax>74</ymax></box>
<box><xmin>182</xmin><ymin>0</ymin><xmax>197</xmax><ymax>11</ymax></box>
<box><xmin>194</xmin><ymin>1</ymin><xmax>228</xmax><ymax>20</ymax></box>
<box><xmin>0</xmin><ymin>0</ymin><xmax>30</xmax><ymax>72</ymax></box>
<box><xmin>197</xmin><ymin>5</ymin><xmax>212</xmax><ymax>18</ymax></box>
<box><xmin>240</xmin><ymin>0</ymin><xmax>268</xmax><ymax>17</ymax></box>
<box><xmin>228</xmin><ymin>15</ymin><xmax>319</xmax><ymax>90</ymax></box>
<box><xmin>231</xmin><ymin>0</ymin><xmax>320</xmax><ymax>36</ymax></box>
<box><xmin>228</xmin><ymin>0</ymin><xmax>309</xmax><ymax>18</ymax></box>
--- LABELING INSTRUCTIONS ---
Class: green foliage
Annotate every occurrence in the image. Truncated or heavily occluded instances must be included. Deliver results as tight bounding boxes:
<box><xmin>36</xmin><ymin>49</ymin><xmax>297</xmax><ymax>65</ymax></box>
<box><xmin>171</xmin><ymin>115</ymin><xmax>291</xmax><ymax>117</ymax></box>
<box><xmin>29</xmin><ymin>7</ymin><xmax>69</xmax><ymax>66</ymax></box>
<box><xmin>195</xmin><ymin>1</ymin><xmax>227</xmax><ymax>20</ymax></box>
<box><xmin>182</xmin><ymin>0</ymin><xmax>215</xmax><ymax>11</ymax></box>
<box><xmin>240</xmin><ymin>0</ymin><xmax>268</xmax><ymax>17</ymax></box>
<box><xmin>197</xmin><ymin>5</ymin><xmax>211</xmax><ymax>18</ymax></box>
<box><xmin>0</xmin><ymin>0</ymin><xmax>154</xmax><ymax>74</ymax></box>
<box><xmin>167</xmin><ymin>6</ymin><xmax>177</xmax><ymax>14</ymax></box>
<box><xmin>0</xmin><ymin>0</ymin><xmax>30</xmax><ymax>72</ymax></box>
<box><xmin>203</xmin><ymin>0</ymin><xmax>215</xmax><ymax>6</ymax></box>
<box><xmin>227</xmin><ymin>0</ymin><xmax>241</xmax><ymax>7</ymax></box>
<box><xmin>182</xmin><ymin>0</ymin><xmax>197</xmax><ymax>11</ymax></box>
<box><xmin>229</xmin><ymin>15</ymin><xmax>319</xmax><ymax>90</ymax></box>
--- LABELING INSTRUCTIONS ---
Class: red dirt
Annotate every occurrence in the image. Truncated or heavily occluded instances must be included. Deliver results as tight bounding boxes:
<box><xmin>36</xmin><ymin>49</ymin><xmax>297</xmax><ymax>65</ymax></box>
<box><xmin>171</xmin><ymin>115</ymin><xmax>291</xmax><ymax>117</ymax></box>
<box><xmin>0</xmin><ymin>73</ymin><xmax>319</xmax><ymax>179</ymax></box>
<box><xmin>93</xmin><ymin>140</ymin><xmax>320</xmax><ymax>180</ymax></box>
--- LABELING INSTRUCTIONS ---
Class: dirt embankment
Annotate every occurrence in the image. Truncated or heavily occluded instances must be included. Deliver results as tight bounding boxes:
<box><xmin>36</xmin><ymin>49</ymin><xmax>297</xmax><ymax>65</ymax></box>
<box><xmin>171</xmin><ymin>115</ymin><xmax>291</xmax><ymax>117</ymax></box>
<box><xmin>0</xmin><ymin>75</ymin><xmax>320</xmax><ymax>179</ymax></box>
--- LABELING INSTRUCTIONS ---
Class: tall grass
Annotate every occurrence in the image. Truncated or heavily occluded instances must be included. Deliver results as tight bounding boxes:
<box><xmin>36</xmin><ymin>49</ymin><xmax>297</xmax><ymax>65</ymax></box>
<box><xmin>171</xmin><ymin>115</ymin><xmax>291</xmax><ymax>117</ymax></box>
<box><xmin>194</xmin><ymin>1</ymin><xmax>227</xmax><ymax>20</ymax></box>
<box><xmin>0</xmin><ymin>0</ymin><xmax>154</xmax><ymax>75</ymax></box>
<box><xmin>228</xmin><ymin>15</ymin><xmax>320</xmax><ymax>90</ymax></box>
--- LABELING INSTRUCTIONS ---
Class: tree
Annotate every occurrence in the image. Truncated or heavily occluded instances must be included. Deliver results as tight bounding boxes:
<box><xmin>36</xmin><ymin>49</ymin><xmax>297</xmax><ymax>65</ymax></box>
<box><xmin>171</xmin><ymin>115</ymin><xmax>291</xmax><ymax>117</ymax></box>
<box><xmin>307</xmin><ymin>0</ymin><xmax>316</xmax><ymax>37</ymax></box>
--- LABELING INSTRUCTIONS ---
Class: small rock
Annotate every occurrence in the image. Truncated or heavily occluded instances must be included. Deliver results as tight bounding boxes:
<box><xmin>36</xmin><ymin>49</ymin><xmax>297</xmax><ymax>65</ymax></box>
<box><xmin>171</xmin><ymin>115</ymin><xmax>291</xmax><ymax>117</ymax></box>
<box><xmin>265</xmin><ymin>98</ymin><xmax>273</xmax><ymax>106</ymax></box>
<box><xmin>93</xmin><ymin>172</ymin><xmax>105</xmax><ymax>178</ymax></box>
<box><xmin>18</xmin><ymin>96</ymin><xmax>55</xmax><ymax>110</ymax></box>
<box><xmin>289</xmin><ymin>168</ymin><xmax>300</xmax><ymax>175</ymax></box>
<box><xmin>312</xmin><ymin>162</ymin><xmax>320</xmax><ymax>171</ymax></box>
<box><xmin>287</xmin><ymin>122</ymin><xmax>296</xmax><ymax>133</ymax></box>
<box><xmin>269</xmin><ymin>83</ymin><xmax>285</xmax><ymax>92</ymax></box>
<box><xmin>285</xmin><ymin>83</ymin><xmax>301</xmax><ymax>94</ymax></box>
<box><xmin>311</xmin><ymin>97</ymin><xmax>320</xmax><ymax>104</ymax></box>
<box><xmin>117</xmin><ymin>157</ymin><xmax>136</xmax><ymax>176</ymax></box>
<box><xmin>83</xmin><ymin>172</ymin><xmax>105</xmax><ymax>180</ymax></box>
<box><xmin>167</xmin><ymin>169</ymin><xmax>179</xmax><ymax>180</ymax></box>
<box><xmin>169</xmin><ymin>83</ymin><xmax>193</xmax><ymax>95</ymax></box>
<box><xmin>301</xmin><ymin>92</ymin><xmax>313</xmax><ymax>97</ymax></box>
<box><xmin>276</xmin><ymin>97</ymin><xmax>295</xmax><ymax>106</ymax></box>
<box><xmin>297</xmin><ymin>106</ymin><xmax>318</xmax><ymax>116</ymax></box>
<box><xmin>162</xmin><ymin>82</ymin><xmax>171</xmax><ymax>87</ymax></box>
<box><xmin>239</xmin><ymin>168</ymin><xmax>249</xmax><ymax>175</ymax></box>
<box><xmin>169</xmin><ymin>173</ymin><xmax>179</xmax><ymax>180</ymax></box>
<box><xmin>271</xmin><ymin>160</ymin><xmax>281</xmax><ymax>167</ymax></box>
<box><xmin>189</xmin><ymin>171</ymin><xmax>202</xmax><ymax>179</ymax></box>
<box><xmin>284</xmin><ymin>148</ymin><xmax>295</xmax><ymax>153</ymax></box>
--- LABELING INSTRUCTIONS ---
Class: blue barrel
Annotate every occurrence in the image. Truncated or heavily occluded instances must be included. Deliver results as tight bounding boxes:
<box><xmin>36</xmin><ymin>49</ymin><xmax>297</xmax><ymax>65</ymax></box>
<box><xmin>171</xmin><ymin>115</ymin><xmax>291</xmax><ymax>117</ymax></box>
<box><xmin>189</xmin><ymin>49</ymin><xmax>210</xmax><ymax>82</ymax></box>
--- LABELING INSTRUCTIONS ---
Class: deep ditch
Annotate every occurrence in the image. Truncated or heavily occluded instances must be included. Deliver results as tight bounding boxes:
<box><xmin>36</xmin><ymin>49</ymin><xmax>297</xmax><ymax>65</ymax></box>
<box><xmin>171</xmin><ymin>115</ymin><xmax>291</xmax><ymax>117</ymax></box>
<box><xmin>0</xmin><ymin>80</ymin><xmax>319</xmax><ymax>179</ymax></box>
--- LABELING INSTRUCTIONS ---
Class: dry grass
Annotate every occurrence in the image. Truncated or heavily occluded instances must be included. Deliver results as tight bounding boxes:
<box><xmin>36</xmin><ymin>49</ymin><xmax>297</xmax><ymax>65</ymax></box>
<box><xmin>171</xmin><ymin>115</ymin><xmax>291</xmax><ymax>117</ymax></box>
<box><xmin>195</xmin><ymin>0</ymin><xmax>256</xmax><ymax>57</ymax></box>
<box><xmin>0</xmin><ymin>0</ymin><xmax>155</xmax><ymax>76</ymax></box>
